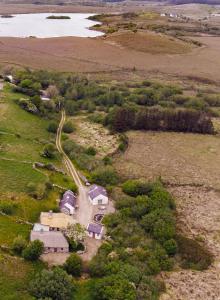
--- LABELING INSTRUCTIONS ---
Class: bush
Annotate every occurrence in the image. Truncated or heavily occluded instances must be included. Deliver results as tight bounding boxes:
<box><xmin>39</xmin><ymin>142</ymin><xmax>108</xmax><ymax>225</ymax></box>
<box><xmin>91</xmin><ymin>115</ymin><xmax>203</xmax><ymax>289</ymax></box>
<box><xmin>64</xmin><ymin>253</ymin><xmax>83</xmax><ymax>277</ymax></box>
<box><xmin>85</xmin><ymin>146</ymin><xmax>96</xmax><ymax>156</ymax></box>
<box><xmin>12</xmin><ymin>235</ymin><xmax>27</xmax><ymax>254</ymax></box>
<box><xmin>122</xmin><ymin>180</ymin><xmax>153</xmax><ymax>197</ymax></box>
<box><xmin>163</xmin><ymin>239</ymin><xmax>178</xmax><ymax>255</ymax></box>
<box><xmin>63</xmin><ymin>121</ymin><xmax>75</xmax><ymax>133</ymax></box>
<box><xmin>43</xmin><ymin>143</ymin><xmax>57</xmax><ymax>159</ymax></box>
<box><xmin>22</xmin><ymin>240</ymin><xmax>44</xmax><ymax>261</ymax></box>
<box><xmin>29</xmin><ymin>267</ymin><xmax>75</xmax><ymax>300</ymax></box>
<box><xmin>47</xmin><ymin>121</ymin><xmax>58</xmax><ymax>133</ymax></box>
<box><xmin>91</xmin><ymin>166</ymin><xmax>119</xmax><ymax>186</ymax></box>
<box><xmin>0</xmin><ymin>201</ymin><xmax>17</xmax><ymax>215</ymax></box>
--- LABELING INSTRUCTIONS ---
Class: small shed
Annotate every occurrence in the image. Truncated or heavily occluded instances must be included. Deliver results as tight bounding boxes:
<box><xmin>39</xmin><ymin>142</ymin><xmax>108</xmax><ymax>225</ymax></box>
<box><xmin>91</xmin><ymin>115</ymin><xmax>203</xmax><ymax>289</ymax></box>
<box><xmin>60</xmin><ymin>190</ymin><xmax>77</xmax><ymax>215</ymax></box>
<box><xmin>30</xmin><ymin>230</ymin><xmax>69</xmax><ymax>253</ymax></box>
<box><xmin>88</xmin><ymin>185</ymin><xmax>108</xmax><ymax>206</ymax></box>
<box><xmin>33</xmin><ymin>223</ymin><xmax>50</xmax><ymax>232</ymax></box>
<box><xmin>87</xmin><ymin>223</ymin><xmax>103</xmax><ymax>240</ymax></box>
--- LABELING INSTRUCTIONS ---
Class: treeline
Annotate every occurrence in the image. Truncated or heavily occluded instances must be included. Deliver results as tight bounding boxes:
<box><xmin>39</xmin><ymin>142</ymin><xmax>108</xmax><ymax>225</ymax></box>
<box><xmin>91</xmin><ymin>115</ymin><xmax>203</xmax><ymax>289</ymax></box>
<box><xmin>105</xmin><ymin>107</ymin><xmax>214</xmax><ymax>134</ymax></box>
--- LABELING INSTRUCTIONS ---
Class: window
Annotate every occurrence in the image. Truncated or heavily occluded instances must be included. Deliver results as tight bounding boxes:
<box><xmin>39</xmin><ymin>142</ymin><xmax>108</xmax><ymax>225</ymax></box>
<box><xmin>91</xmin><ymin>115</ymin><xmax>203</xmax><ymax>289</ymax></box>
<box><xmin>98</xmin><ymin>199</ymin><xmax>102</xmax><ymax>205</ymax></box>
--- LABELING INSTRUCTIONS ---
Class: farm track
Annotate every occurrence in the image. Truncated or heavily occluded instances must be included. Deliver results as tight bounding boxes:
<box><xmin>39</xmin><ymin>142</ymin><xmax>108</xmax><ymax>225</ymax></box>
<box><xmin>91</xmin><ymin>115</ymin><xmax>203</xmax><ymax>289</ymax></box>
<box><xmin>56</xmin><ymin>110</ymin><xmax>82</xmax><ymax>188</ymax></box>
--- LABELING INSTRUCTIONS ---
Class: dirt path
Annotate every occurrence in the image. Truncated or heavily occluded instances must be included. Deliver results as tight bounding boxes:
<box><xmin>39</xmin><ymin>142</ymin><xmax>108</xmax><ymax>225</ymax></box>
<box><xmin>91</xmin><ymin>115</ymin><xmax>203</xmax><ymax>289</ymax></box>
<box><xmin>56</xmin><ymin>110</ymin><xmax>102</xmax><ymax>261</ymax></box>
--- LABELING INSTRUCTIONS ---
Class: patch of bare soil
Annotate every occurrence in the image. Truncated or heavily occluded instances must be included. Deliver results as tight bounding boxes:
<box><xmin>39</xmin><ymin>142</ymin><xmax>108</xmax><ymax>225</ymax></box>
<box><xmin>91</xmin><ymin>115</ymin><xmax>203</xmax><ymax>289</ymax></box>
<box><xmin>70</xmin><ymin>116</ymin><xmax>119</xmax><ymax>158</ymax></box>
<box><xmin>107</xmin><ymin>31</ymin><xmax>192</xmax><ymax>55</ymax></box>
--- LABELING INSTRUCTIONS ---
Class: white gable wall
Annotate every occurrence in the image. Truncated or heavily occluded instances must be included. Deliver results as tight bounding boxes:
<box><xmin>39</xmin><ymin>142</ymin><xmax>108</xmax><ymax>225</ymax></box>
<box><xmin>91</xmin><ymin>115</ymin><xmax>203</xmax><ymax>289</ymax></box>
<box><xmin>89</xmin><ymin>195</ymin><xmax>108</xmax><ymax>205</ymax></box>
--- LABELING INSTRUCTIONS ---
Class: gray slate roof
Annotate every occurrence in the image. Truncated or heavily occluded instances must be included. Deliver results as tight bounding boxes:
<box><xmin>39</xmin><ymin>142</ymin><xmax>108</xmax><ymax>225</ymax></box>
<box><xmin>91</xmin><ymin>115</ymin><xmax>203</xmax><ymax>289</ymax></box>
<box><xmin>60</xmin><ymin>190</ymin><xmax>77</xmax><ymax>210</ymax></box>
<box><xmin>30</xmin><ymin>230</ymin><xmax>69</xmax><ymax>248</ymax></box>
<box><xmin>88</xmin><ymin>185</ymin><xmax>107</xmax><ymax>200</ymax></box>
<box><xmin>87</xmin><ymin>223</ymin><xmax>103</xmax><ymax>234</ymax></box>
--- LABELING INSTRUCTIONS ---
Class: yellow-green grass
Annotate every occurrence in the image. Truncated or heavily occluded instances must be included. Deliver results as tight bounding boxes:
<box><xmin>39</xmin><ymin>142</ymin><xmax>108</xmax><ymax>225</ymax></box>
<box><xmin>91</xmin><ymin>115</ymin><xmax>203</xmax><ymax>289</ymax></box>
<box><xmin>0</xmin><ymin>254</ymin><xmax>44</xmax><ymax>300</ymax></box>
<box><xmin>0</xmin><ymin>85</ymin><xmax>59</xmax><ymax>163</ymax></box>
<box><xmin>0</xmin><ymin>159</ymin><xmax>46</xmax><ymax>194</ymax></box>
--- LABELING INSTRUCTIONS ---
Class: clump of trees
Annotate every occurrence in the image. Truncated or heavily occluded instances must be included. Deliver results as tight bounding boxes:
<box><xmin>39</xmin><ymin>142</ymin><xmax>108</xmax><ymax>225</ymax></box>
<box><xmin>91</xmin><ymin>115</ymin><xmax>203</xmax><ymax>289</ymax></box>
<box><xmin>29</xmin><ymin>267</ymin><xmax>75</xmax><ymax>300</ymax></box>
<box><xmin>106</xmin><ymin>107</ymin><xmax>214</xmax><ymax>134</ymax></box>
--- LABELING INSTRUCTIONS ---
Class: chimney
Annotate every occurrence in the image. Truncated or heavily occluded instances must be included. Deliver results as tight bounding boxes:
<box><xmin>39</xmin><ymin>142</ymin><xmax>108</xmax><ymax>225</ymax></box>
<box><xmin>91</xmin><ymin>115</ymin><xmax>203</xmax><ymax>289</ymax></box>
<box><xmin>48</xmin><ymin>210</ymin><xmax>53</xmax><ymax>219</ymax></box>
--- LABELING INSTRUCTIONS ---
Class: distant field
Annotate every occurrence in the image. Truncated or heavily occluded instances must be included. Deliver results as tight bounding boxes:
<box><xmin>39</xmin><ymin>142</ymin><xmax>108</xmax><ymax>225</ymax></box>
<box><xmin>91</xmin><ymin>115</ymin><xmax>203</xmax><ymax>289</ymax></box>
<box><xmin>107</xmin><ymin>31</ymin><xmax>192</xmax><ymax>54</ymax></box>
<box><xmin>114</xmin><ymin>131</ymin><xmax>220</xmax><ymax>189</ymax></box>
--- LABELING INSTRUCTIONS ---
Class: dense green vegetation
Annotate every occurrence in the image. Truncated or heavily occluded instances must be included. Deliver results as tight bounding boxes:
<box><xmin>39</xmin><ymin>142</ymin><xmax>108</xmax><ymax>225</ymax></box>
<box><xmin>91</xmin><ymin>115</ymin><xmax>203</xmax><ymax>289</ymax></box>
<box><xmin>46</xmin><ymin>15</ymin><xmax>71</xmax><ymax>20</ymax></box>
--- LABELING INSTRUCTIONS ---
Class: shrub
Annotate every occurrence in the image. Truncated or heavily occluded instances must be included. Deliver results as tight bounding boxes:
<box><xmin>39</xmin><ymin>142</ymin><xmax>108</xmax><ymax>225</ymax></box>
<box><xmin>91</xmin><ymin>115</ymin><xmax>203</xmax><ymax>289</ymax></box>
<box><xmin>47</xmin><ymin>121</ymin><xmax>58</xmax><ymax>133</ymax></box>
<box><xmin>43</xmin><ymin>143</ymin><xmax>57</xmax><ymax>159</ymax></box>
<box><xmin>64</xmin><ymin>253</ymin><xmax>83</xmax><ymax>277</ymax></box>
<box><xmin>122</xmin><ymin>180</ymin><xmax>153</xmax><ymax>197</ymax></box>
<box><xmin>63</xmin><ymin>121</ymin><xmax>75</xmax><ymax>133</ymax></box>
<box><xmin>29</xmin><ymin>267</ymin><xmax>75</xmax><ymax>300</ymax></box>
<box><xmin>22</xmin><ymin>240</ymin><xmax>44</xmax><ymax>261</ymax></box>
<box><xmin>0</xmin><ymin>201</ymin><xmax>17</xmax><ymax>215</ymax></box>
<box><xmin>85</xmin><ymin>146</ymin><xmax>96</xmax><ymax>156</ymax></box>
<box><xmin>12</xmin><ymin>235</ymin><xmax>27</xmax><ymax>254</ymax></box>
<box><xmin>163</xmin><ymin>239</ymin><xmax>178</xmax><ymax>255</ymax></box>
<box><xmin>91</xmin><ymin>166</ymin><xmax>119</xmax><ymax>186</ymax></box>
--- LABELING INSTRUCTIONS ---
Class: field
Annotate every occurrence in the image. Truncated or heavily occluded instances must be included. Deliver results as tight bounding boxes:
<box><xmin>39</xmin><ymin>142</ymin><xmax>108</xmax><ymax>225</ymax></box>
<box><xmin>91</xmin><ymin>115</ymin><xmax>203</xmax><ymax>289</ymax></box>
<box><xmin>0</xmin><ymin>85</ymin><xmax>73</xmax><ymax>299</ymax></box>
<box><xmin>69</xmin><ymin>115</ymin><xmax>119</xmax><ymax>158</ymax></box>
<box><xmin>114</xmin><ymin>131</ymin><xmax>220</xmax><ymax>299</ymax></box>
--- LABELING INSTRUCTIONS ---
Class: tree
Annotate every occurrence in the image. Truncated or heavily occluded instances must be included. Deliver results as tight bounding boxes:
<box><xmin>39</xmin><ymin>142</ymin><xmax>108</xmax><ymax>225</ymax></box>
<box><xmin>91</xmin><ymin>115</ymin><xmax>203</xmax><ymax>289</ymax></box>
<box><xmin>22</xmin><ymin>240</ymin><xmax>44</xmax><ymax>261</ymax></box>
<box><xmin>47</xmin><ymin>121</ymin><xmax>58</xmax><ymax>133</ymax></box>
<box><xmin>64</xmin><ymin>223</ymin><xmax>86</xmax><ymax>246</ymax></box>
<box><xmin>64</xmin><ymin>253</ymin><xmax>83</xmax><ymax>277</ymax></box>
<box><xmin>29</xmin><ymin>267</ymin><xmax>75</xmax><ymax>300</ymax></box>
<box><xmin>12</xmin><ymin>235</ymin><xmax>27</xmax><ymax>254</ymax></box>
<box><xmin>63</xmin><ymin>121</ymin><xmax>75</xmax><ymax>133</ymax></box>
<box><xmin>92</xmin><ymin>275</ymin><xmax>136</xmax><ymax>300</ymax></box>
<box><xmin>43</xmin><ymin>143</ymin><xmax>57</xmax><ymax>159</ymax></box>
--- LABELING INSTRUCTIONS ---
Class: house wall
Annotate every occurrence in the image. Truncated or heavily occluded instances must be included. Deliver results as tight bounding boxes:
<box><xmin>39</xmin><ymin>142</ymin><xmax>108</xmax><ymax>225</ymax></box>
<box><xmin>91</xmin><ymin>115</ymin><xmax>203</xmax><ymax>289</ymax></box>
<box><xmin>95</xmin><ymin>233</ymin><xmax>102</xmax><ymax>240</ymax></box>
<box><xmin>89</xmin><ymin>195</ymin><xmax>108</xmax><ymax>205</ymax></box>
<box><xmin>44</xmin><ymin>246</ymin><xmax>69</xmax><ymax>254</ymax></box>
<box><xmin>87</xmin><ymin>231</ymin><xmax>102</xmax><ymax>240</ymax></box>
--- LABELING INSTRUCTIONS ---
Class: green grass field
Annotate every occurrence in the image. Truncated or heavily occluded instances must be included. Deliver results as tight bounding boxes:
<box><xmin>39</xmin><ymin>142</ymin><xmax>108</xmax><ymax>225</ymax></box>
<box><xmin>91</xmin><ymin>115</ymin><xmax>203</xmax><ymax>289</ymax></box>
<box><xmin>0</xmin><ymin>85</ymin><xmax>66</xmax><ymax>299</ymax></box>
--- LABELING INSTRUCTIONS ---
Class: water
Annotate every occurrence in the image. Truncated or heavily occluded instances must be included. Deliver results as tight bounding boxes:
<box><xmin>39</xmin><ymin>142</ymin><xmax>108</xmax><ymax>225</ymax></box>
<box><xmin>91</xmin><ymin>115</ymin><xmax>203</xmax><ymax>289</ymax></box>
<box><xmin>0</xmin><ymin>13</ymin><xmax>103</xmax><ymax>38</ymax></box>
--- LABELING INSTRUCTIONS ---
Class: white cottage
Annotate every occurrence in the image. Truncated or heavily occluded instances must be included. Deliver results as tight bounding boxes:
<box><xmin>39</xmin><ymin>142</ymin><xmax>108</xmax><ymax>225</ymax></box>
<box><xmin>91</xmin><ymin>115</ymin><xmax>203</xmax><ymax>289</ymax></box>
<box><xmin>87</xmin><ymin>223</ymin><xmax>103</xmax><ymax>240</ymax></box>
<box><xmin>88</xmin><ymin>185</ymin><xmax>108</xmax><ymax>206</ymax></box>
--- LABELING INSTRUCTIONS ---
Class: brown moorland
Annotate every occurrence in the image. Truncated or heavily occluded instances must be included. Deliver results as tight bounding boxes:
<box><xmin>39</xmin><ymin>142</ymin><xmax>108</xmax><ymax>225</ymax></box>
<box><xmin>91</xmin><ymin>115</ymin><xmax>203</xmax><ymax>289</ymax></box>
<box><xmin>114</xmin><ymin>131</ymin><xmax>220</xmax><ymax>299</ymax></box>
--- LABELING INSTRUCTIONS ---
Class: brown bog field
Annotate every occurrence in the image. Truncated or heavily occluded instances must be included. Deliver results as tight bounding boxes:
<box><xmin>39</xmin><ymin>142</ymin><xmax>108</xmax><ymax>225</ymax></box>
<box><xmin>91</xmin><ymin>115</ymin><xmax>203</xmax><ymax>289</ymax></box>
<box><xmin>114</xmin><ymin>131</ymin><xmax>220</xmax><ymax>299</ymax></box>
<box><xmin>0</xmin><ymin>35</ymin><xmax>220</xmax><ymax>82</ymax></box>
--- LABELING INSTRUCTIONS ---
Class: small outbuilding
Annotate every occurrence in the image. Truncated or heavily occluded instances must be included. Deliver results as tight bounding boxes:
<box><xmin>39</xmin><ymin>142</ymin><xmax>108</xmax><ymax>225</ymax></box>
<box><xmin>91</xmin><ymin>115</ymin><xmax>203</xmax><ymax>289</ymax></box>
<box><xmin>33</xmin><ymin>223</ymin><xmax>50</xmax><ymax>232</ymax></box>
<box><xmin>60</xmin><ymin>190</ymin><xmax>77</xmax><ymax>215</ymax></box>
<box><xmin>88</xmin><ymin>185</ymin><xmax>108</xmax><ymax>206</ymax></box>
<box><xmin>87</xmin><ymin>223</ymin><xmax>103</xmax><ymax>240</ymax></box>
<box><xmin>30</xmin><ymin>230</ymin><xmax>69</xmax><ymax>253</ymax></box>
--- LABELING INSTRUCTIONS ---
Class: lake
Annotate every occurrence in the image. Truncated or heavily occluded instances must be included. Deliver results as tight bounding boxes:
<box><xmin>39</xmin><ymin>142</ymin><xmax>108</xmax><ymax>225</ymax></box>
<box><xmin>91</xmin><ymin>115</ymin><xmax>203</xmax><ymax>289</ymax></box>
<box><xmin>0</xmin><ymin>13</ymin><xmax>103</xmax><ymax>38</ymax></box>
